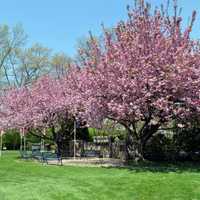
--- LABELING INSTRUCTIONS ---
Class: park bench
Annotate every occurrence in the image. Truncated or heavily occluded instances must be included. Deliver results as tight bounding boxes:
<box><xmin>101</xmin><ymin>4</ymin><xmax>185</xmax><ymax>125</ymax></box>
<box><xmin>42</xmin><ymin>151</ymin><xmax>62</xmax><ymax>165</ymax></box>
<box><xmin>20</xmin><ymin>150</ymin><xmax>32</xmax><ymax>159</ymax></box>
<box><xmin>32</xmin><ymin>150</ymin><xmax>43</xmax><ymax>161</ymax></box>
<box><xmin>20</xmin><ymin>150</ymin><xmax>62</xmax><ymax>166</ymax></box>
<box><xmin>82</xmin><ymin>150</ymin><xmax>100</xmax><ymax>158</ymax></box>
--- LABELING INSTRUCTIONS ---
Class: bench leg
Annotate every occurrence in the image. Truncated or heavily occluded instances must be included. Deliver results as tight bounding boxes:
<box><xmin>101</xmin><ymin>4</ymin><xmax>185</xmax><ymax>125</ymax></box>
<box><xmin>58</xmin><ymin>158</ymin><xmax>63</xmax><ymax>166</ymax></box>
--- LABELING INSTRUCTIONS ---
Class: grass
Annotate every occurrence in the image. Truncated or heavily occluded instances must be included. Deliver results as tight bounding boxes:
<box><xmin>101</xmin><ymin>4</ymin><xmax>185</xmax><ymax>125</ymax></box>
<box><xmin>0</xmin><ymin>152</ymin><xmax>200</xmax><ymax>200</ymax></box>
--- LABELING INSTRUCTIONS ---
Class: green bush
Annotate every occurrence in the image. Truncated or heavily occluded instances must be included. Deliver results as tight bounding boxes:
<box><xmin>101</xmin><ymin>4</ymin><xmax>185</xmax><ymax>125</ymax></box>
<box><xmin>2</xmin><ymin>130</ymin><xmax>47</xmax><ymax>150</ymax></box>
<box><xmin>144</xmin><ymin>133</ymin><xmax>172</xmax><ymax>161</ymax></box>
<box><xmin>3</xmin><ymin>130</ymin><xmax>20</xmax><ymax>150</ymax></box>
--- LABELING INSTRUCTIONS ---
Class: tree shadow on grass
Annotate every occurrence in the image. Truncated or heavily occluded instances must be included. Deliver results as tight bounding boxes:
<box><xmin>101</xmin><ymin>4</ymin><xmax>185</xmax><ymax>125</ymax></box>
<box><xmin>105</xmin><ymin>161</ymin><xmax>200</xmax><ymax>173</ymax></box>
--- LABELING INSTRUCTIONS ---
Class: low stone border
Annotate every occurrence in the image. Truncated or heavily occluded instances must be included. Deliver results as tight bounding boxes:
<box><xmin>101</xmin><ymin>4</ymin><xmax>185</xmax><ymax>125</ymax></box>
<box><xmin>47</xmin><ymin>158</ymin><xmax>125</xmax><ymax>167</ymax></box>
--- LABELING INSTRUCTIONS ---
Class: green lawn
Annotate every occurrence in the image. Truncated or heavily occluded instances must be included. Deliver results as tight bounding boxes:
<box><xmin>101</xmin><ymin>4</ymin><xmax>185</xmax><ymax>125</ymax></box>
<box><xmin>0</xmin><ymin>152</ymin><xmax>200</xmax><ymax>200</ymax></box>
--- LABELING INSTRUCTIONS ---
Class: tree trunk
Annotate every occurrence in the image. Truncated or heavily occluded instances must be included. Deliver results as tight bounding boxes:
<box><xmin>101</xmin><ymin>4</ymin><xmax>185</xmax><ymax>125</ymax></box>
<box><xmin>125</xmin><ymin>131</ymin><xmax>144</xmax><ymax>162</ymax></box>
<box><xmin>125</xmin><ymin>123</ymin><xmax>160</xmax><ymax>161</ymax></box>
<box><xmin>54</xmin><ymin>132</ymin><xmax>71</xmax><ymax>157</ymax></box>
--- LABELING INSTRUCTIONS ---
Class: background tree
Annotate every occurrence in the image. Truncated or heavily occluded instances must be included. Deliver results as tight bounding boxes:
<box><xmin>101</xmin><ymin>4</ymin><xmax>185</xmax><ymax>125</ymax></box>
<box><xmin>0</xmin><ymin>24</ymin><xmax>72</xmax><ymax>88</ymax></box>
<box><xmin>51</xmin><ymin>53</ymin><xmax>72</xmax><ymax>78</ymax></box>
<box><xmin>0</xmin><ymin>24</ymin><xmax>27</xmax><ymax>88</ymax></box>
<box><xmin>7</xmin><ymin>43</ymin><xmax>51</xmax><ymax>87</ymax></box>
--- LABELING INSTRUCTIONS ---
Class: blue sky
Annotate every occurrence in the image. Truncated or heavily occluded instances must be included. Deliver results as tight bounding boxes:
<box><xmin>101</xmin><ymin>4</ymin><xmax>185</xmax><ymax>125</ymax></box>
<box><xmin>0</xmin><ymin>0</ymin><xmax>199</xmax><ymax>57</ymax></box>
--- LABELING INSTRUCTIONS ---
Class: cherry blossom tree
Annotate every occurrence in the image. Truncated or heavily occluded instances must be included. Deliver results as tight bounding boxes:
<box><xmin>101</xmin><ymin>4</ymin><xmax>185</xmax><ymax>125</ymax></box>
<box><xmin>75</xmin><ymin>1</ymin><xmax>200</xmax><ymax>160</ymax></box>
<box><xmin>0</xmin><ymin>75</ymin><xmax>74</xmax><ymax>154</ymax></box>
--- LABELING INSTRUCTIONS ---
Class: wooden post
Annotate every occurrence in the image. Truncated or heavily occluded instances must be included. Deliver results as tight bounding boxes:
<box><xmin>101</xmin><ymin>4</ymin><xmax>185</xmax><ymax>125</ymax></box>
<box><xmin>74</xmin><ymin>120</ymin><xmax>76</xmax><ymax>160</ymax></box>
<box><xmin>24</xmin><ymin>135</ymin><xmax>26</xmax><ymax>151</ymax></box>
<box><xmin>109</xmin><ymin>136</ymin><xmax>112</xmax><ymax>158</ymax></box>
<box><xmin>23</xmin><ymin>128</ymin><xmax>26</xmax><ymax>151</ymax></box>
<box><xmin>20</xmin><ymin>129</ymin><xmax>23</xmax><ymax>151</ymax></box>
<box><xmin>0</xmin><ymin>130</ymin><xmax>3</xmax><ymax>157</ymax></box>
<box><xmin>41</xmin><ymin>128</ymin><xmax>45</xmax><ymax>151</ymax></box>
